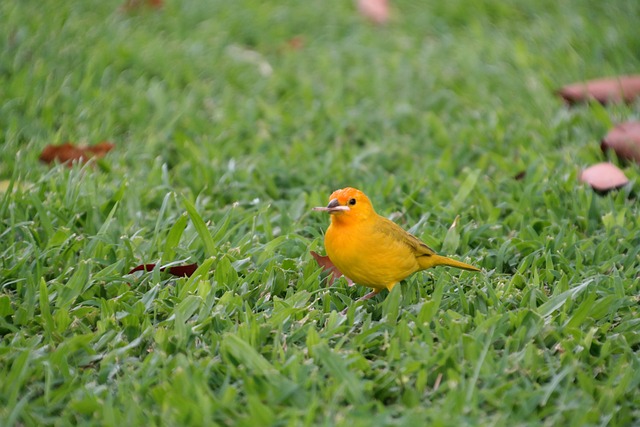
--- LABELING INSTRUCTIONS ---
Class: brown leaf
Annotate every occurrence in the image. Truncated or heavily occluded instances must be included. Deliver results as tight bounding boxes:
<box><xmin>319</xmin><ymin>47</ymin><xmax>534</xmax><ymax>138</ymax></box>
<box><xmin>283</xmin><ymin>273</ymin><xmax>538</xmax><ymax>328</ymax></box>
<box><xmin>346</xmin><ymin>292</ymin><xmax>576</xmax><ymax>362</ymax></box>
<box><xmin>558</xmin><ymin>75</ymin><xmax>640</xmax><ymax>105</ymax></box>
<box><xmin>285</xmin><ymin>36</ymin><xmax>305</xmax><ymax>51</ymax></box>
<box><xmin>166</xmin><ymin>264</ymin><xmax>199</xmax><ymax>277</ymax></box>
<box><xmin>85</xmin><ymin>141</ymin><xmax>115</xmax><ymax>157</ymax></box>
<box><xmin>357</xmin><ymin>0</ymin><xmax>389</xmax><ymax>25</ymax></box>
<box><xmin>310</xmin><ymin>251</ymin><xmax>353</xmax><ymax>286</ymax></box>
<box><xmin>39</xmin><ymin>141</ymin><xmax>114</xmax><ymax>166</ymax></box>
<box><xmin>128</xmin><ymin>263</ymin><xmax>199</xmax><ymax>277</ymax></box>
<box><xmin>121</xmin><ymin>0</ymin><xmax>163</xmax><ymax>11</ymax></box>
<box><xmin>580</xmin><ymin>162</ymin><xmax>629</xmax><ymax>193</ymax></box>
<box><xmin>601</xmin><ymin>122</ymin><xmax>640</xmax><ymax>164</ymax></box>
<box><xmin>129</xmin><ymin>263</ymin><xmax>158</xmax><ymax>274</ymax></box>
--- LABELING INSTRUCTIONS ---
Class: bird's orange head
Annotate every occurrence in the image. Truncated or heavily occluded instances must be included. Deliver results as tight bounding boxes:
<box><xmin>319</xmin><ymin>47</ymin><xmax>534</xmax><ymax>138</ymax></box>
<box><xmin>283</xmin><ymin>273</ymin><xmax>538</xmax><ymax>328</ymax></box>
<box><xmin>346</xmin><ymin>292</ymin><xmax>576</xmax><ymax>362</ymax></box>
<box><xmin>313</xmin><ymin>187</ymin><xmax>376</xmax><ymax>225</ymax></box>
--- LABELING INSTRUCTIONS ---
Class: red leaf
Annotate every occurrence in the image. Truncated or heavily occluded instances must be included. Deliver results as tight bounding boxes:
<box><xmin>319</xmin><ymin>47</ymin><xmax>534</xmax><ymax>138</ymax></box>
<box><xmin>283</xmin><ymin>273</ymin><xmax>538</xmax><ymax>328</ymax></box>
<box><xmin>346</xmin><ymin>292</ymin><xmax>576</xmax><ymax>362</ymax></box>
<box><xmin>128</xmin><ymin>263</ymin><xmax>199</xmax><ymax>278</ymax></box>
<box><xmin>580</xmin><ymin>163</ymin><xmax>629</xmax><ymax>193</ymax></box>
<box><xmin>128</xmin><ymin>263</ymin><xmax>158</xmax><ymax>274</ymax></box>
<box><xmin>357</xmin><ymin>0</ymin><xmax>389</xmax><ymax>25</ymax></box>
<box><xmin>558</xmin><ymin>75</ymin><xmax>640</xmax><ymax>105</ymax></box>
<box><xmin>285</xmin><ymin>36</ymin><xmax>305</xmax><ymax>51</ymax></box>
<box><xmin>311</xmin><ymin>251</ymin><xmax>353</xmax><ymax>286</ymax></box>
<box><xmin>121</xmin><ymin>0</ymin><xmax>163</xmax><ymax>11</ymax></box>
<box><xmin>166</xmin><ymin>264</ymin><xmax>199</xmax><ymax>277</ymax></box>
<box><xmin>601</xmin><ymin>122</ymin><xmax>640</xmax><ymax>164</ymax></box>
<box><xmin>85</xmin><ymin>141</ymin><xmax>115</xmax><ymax>157</ymax></box>
<box><xmin>39</xmin><ymin>141</ymin><xmax>114</xmax><ymax>166</ymax></box>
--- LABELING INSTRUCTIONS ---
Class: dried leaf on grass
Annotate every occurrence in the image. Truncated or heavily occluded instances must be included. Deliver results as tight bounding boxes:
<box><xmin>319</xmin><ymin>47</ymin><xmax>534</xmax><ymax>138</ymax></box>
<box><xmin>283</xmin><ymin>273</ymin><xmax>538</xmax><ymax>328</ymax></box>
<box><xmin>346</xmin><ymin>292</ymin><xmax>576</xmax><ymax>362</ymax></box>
<box><xmin>580</xmin><ymin>163</ymin><xmax>629</xmax><ymax>194</ymax></box>
<box><xmin>285</xmin><ymin>36</ymin><xmax>305</xmax><ymax>51</ymax></box>
<box><xmin>120</xmin><ymin>0</ymin><xmax>162</xmax><ymax>12</ymax></box>
<box><xmin>357</xmin><ymin>0</ymin><xmax>389</xmax><ymax>25</ymax></box>
<box><xmin>514</xmin><ymin>171</ymin><xmax>526</xmax><ymax>181</ymax></box>
<box><xmin>310</xmin><ymin>251</ymin><xmax>353</xmax><ymax>286</ymax></box>
<box><xmin>601</xmin><ymin>122</ymin><xmax>640</xmax><ymax>164</ymax></box>
<box><xmin>128</xmin><ymin>263</ymin><xmax>199</xmax><ymax>277</ymax></box>
<box><xmin>557</xmin><ymin>75</ymin><xmax>640</xmax><ymax>105</ymax></box>
<box><xmin>39</xmin><ymin>142</ymin><xmax>114</xmax><ymax>165</ymax></box>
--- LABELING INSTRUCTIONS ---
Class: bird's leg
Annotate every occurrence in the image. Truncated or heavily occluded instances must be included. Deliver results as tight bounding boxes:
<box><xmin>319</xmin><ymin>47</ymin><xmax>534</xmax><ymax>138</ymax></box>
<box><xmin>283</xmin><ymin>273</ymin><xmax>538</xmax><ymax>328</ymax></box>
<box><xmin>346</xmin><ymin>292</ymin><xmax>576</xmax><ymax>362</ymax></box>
<box><xmin>346</xmin><ymin>277</ymin><xmax>355</xmax><ymax>287</ymax></box>
<box><xmin>340</xmin><ymin>289</ymin><xmax>380</xmax><ymax>315</ymax></box>
<box><xmin>357</xmin><ymin>290</ymin><xmax>380</xmax><ymax>301</ymax></box>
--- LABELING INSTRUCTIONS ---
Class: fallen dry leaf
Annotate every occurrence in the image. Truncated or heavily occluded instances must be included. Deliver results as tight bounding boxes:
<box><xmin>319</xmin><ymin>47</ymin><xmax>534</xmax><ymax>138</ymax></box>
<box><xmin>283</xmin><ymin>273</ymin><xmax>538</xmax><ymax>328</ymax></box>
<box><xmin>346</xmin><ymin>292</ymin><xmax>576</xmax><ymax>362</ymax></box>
<box><xmin>514</xmin><ymin>171</ymin><xmax>526</xmax><ymax>181</ymax></box>
<box><xmin>580</xmin><ymin>162</ymin><xmax>629</xmax><ymax>193</ymax></box>
<box><xmin>558</xmin><ymin>75</ymin><xmax>640</xmax><ymax>105</ymax></box>
<box><xmin>285</xmin><ymin>36</ymin><xmax>305</xmax><ymax>51</ymax></box>
<box><xmin>311</xmin><ymin>251</ymin><xmax>354</xmax><ymax>286</ymax></box>
<box><xmin>39</xmin><ymin>141</ymin><xmax>114</xmax><ymax>166</ymax></box>
<box><xmin>128</xmin><ymin>263</ymin><xmax>199</xmax><ymax>277</ymax></box>
<box><xmin>357</xmin><ymin>0</ymin><xmax>389</xmax><ymax>25</ymax></box>
<box><xmin>120</xmin><ymin>0</ymin><xmax>162</xmax><ymax>12</ymax></box>
<box><xmin>601</xmin><ymin>122</ymin><xmax>640</xmax><ymax>164</ymax></box>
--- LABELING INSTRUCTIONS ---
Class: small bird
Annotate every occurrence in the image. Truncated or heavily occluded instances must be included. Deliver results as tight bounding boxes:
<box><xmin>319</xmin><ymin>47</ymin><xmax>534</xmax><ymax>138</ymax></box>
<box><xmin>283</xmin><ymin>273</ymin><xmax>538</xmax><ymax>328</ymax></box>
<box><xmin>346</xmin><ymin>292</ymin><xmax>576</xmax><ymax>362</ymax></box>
<box><xmin>314</xmin><ymin>187</ymin><xmax>479</xmax><ymax>301</ymax></box>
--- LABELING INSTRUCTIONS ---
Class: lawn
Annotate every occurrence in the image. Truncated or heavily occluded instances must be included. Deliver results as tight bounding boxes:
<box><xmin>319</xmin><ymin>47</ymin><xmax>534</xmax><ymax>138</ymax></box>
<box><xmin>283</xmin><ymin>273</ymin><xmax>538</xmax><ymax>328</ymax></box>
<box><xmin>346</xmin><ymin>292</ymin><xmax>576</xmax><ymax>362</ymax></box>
<box><xmin>1</xmin><ymin>0</ymin><xmax>640</xmax><ymax>425</ymax></box>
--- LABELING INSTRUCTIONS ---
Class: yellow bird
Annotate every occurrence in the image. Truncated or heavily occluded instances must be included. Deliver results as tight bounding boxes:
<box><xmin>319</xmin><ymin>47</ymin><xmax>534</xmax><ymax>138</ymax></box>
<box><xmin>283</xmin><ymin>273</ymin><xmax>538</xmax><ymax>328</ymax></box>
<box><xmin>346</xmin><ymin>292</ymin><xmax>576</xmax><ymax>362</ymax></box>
<box><xmin>314</xmin><ymin>187</ymin><xmax>479</xmax><ymax>301</ymax></box>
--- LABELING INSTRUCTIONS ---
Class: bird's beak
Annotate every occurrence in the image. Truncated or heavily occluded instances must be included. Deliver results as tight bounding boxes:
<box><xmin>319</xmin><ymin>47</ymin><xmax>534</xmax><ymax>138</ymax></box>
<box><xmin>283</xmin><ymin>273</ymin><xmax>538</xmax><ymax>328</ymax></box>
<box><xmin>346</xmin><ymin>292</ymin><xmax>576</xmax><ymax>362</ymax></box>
<box><xmin>312</xmin><ymin>198</ymin><xmax>350</xmax><ymax>213</ymax></box>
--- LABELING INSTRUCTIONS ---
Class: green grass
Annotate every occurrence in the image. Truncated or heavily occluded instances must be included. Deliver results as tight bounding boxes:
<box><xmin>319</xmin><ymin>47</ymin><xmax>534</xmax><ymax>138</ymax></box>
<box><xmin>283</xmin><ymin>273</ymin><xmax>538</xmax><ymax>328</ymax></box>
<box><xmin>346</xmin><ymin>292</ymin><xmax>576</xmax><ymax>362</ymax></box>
<box><xmin>1</xmin><ymin>0</ymin><xmax>640</xmax><ymax>425</ymax></box>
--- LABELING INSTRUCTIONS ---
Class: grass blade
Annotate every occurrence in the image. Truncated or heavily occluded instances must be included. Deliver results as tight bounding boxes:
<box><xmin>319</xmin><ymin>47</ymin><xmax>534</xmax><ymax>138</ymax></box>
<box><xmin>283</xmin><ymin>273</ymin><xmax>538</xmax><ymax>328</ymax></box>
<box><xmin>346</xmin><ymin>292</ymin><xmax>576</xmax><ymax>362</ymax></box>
<box><xmin>222</xmin><ymin>334</ymin><xmax>277</xmax><ymax>375</ymax></box>
<box><xmin>182</xmin><ymin>196</ymin><xmax>216</xmax><ymax>257</ymax></box>
<box><xmin>537</xmin><ymin>279</ymin><xmax>593</xmax><ymax>320</ymax></box>
<box><xmin>312</xmin><ymin>343</ymin><xmax>366</xmax><ymax>405</ymax></box>
<box><xmin>161</xmin><ymin>212</ymin><xmax>189</xmax><ymax>263</ymax></box>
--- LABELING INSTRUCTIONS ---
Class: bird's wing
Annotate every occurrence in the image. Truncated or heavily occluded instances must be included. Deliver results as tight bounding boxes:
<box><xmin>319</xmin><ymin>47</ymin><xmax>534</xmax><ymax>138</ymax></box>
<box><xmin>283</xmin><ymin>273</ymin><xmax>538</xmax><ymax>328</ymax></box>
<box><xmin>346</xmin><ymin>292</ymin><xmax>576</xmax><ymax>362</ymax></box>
<box><xmin>375</xmin><ymin>217</ymin><xmax>437</xmax><ymax>258</ymax></box>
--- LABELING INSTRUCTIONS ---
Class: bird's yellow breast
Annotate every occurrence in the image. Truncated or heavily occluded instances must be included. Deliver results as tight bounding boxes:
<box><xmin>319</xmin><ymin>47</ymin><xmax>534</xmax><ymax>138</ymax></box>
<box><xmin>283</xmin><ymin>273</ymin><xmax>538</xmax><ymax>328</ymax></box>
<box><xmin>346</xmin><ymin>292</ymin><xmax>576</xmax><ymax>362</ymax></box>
<box><xmin>324</xmin><ymin>219</ymin><xmax>420</xmax><ymax>291</ymax></box>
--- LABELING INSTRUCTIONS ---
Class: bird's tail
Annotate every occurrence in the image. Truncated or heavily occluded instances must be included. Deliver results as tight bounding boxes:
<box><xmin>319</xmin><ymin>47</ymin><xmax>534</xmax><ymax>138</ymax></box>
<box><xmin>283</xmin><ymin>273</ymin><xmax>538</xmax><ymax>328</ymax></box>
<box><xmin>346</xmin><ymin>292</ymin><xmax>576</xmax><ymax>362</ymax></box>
<box><xmin>420</xmin><ymin>254</ymin><xmax>480</xmax><ymax>272</ymax></box>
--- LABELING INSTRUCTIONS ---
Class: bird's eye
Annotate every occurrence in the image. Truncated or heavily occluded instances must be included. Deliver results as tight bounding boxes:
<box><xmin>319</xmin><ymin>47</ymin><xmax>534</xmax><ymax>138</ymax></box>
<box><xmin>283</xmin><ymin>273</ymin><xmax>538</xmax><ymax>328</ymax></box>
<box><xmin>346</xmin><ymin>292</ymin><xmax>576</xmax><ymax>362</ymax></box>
<box><xmin>348</xmin><ymin>198</ymin><xmax>356</xmax><ymax>206</ymax></box>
